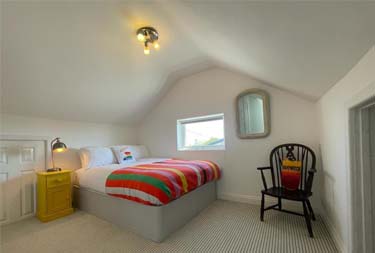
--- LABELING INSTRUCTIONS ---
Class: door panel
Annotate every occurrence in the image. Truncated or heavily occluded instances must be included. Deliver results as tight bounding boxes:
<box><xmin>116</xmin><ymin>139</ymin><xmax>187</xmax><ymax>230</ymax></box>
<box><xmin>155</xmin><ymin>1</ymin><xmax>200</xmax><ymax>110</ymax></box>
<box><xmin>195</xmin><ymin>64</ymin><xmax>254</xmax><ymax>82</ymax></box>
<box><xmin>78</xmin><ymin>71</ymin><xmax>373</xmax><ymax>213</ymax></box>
<box><xmin>0</xmin><ymin>172</ymin><xmax>8</xmax><ymax>222</ymax></box>
<box><xmin>21</xmin><ymin>171</ymin><xmax>35</xmax><ymax>216</ymax></box>
<box><xmin>0</xmin><ymin>148</ymin><xmax>8</xmax><ymax>164</ymax></box>
<box><xmin>370</xmin><ymin>106</ymin><xmax>375</xmax><ymax>170</ymax></box>
<box><xmin>47</xmin><ymin>186</ymin><xmax>70</xmax><ymax>213</ymax></box>
<box><xmin>370</xmin><ymin>105</ymin><xmax>375</xmax><ymax>247</ymax></box>
<box><xmin>0</xmin><ymin>140</ymin><xmax>45</xmax><ymax>224</ymax></box>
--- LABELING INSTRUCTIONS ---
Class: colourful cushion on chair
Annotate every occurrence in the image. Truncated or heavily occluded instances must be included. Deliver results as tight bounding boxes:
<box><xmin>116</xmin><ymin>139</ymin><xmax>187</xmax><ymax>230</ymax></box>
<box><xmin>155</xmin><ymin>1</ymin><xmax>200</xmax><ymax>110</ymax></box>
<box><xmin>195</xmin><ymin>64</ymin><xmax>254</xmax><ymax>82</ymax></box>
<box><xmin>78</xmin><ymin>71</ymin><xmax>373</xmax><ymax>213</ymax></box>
<box><xmin>281</xmin><ymin>159</ymin><xmax>302</xmax><ymax>191</ymax></box>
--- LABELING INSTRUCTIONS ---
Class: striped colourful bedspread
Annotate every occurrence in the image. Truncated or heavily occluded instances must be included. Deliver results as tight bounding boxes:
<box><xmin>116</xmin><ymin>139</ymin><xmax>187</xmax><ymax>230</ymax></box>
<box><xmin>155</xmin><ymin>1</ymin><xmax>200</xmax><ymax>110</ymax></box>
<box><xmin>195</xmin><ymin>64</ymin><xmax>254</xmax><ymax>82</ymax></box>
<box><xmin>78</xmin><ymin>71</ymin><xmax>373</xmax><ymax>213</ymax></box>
<box><xmin>105</xmin><ymin>159</ymin><xmax>221</xmax><ymax>206</ymax></box>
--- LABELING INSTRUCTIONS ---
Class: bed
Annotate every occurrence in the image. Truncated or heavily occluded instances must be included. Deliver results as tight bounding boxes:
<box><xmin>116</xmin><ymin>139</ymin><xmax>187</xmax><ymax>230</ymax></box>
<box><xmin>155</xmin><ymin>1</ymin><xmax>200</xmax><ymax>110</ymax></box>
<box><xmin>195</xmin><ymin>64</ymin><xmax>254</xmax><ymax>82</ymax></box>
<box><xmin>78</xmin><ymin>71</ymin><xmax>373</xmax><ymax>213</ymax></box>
<box><xmin>73</xmin><ymin>148</ymin><xmax>220</xmax><ymax>242</ymax></box>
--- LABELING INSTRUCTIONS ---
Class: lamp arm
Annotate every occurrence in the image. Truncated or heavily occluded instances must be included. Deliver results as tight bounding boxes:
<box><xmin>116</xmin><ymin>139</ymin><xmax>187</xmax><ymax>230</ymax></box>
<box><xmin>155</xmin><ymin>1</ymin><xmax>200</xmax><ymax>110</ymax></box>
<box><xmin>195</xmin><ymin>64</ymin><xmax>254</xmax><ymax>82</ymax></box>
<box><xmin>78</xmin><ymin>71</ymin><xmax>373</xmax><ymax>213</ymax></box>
<box><xmin>50</xmin><ymin>137</ymin><xmax>60</xmax><ymax>169</ymax></box>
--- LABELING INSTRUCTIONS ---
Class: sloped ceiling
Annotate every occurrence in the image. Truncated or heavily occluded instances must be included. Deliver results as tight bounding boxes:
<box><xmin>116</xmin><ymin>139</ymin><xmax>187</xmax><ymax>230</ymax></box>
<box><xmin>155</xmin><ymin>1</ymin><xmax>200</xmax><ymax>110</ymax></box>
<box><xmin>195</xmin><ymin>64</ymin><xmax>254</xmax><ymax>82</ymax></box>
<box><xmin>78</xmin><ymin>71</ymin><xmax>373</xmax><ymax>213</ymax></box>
<box><xmin>2</xmin><ymin>1</ymin><xmax>375</xmax><ymax>124</ymax></box>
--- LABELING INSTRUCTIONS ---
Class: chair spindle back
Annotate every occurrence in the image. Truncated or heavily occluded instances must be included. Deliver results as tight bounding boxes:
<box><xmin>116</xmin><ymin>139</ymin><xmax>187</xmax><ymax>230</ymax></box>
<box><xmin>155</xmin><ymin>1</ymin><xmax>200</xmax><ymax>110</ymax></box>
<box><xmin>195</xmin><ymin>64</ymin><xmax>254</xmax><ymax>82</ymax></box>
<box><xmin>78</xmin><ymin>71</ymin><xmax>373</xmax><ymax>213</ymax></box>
<box><xmin>269</xmin><ymin>143</ymin><xmax>316</xmax><ymax>192</ymax></box>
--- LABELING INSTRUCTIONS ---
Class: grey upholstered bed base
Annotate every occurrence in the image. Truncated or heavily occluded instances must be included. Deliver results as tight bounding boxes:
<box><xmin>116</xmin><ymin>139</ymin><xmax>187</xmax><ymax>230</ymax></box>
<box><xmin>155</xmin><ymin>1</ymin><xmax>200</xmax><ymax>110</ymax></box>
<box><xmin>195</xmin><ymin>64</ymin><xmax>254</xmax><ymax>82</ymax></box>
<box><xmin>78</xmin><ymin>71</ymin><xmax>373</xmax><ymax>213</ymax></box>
<box><xmin>73</xmin><ymin>181</ymin><xmax>217</xmax><ymax>242</ymax></box>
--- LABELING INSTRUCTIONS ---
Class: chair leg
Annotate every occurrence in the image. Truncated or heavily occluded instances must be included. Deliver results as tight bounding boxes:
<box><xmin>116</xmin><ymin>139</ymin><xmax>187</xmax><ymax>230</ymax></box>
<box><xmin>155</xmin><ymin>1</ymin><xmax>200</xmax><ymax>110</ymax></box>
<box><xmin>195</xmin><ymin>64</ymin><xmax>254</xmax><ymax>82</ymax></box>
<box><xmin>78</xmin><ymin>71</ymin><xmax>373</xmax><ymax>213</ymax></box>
<box><xmin>260</xmin><ymin>193</ymin><xmax>265</xmax><ymax>221</ymax></box>
<box><xmin>306</xmin><ymin>199</ymin><xmax>316</xmax><ymax>221</ymax></box>
<box><xmin>302</xmin><ymin>201</ymin><xmax>314</xmax><ymax>238</ymax></box>
<box><xmin>278</xmin><ymin>197</ymin><xmax>282</xmax><ymax>211</ymax></box>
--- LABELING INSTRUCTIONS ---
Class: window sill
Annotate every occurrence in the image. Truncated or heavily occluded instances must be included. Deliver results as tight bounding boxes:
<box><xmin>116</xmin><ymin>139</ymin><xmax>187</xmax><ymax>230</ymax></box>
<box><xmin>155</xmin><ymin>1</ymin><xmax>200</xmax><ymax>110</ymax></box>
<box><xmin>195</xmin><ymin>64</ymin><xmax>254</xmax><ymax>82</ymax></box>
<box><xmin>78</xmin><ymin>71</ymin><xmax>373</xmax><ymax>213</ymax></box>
<box><xmin>177</xmin><ymin>146</ymin><xmax>225</xmax><ymax>151</ymax></box>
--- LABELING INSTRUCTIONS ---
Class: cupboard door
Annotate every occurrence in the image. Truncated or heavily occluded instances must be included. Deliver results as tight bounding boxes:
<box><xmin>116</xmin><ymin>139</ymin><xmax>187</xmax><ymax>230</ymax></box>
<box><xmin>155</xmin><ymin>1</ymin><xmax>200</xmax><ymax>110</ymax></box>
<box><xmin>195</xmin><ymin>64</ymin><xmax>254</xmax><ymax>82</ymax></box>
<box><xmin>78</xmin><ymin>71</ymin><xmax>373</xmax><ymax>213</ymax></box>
<box><xmin>0</xmin><ymin>140</ymin><xmax>45</xmax><ymax>224</ymax></box>
<box><xmin>47</xmin><ymin>186</ymin><xmax>71</xmax><ymax>214</ymax></box>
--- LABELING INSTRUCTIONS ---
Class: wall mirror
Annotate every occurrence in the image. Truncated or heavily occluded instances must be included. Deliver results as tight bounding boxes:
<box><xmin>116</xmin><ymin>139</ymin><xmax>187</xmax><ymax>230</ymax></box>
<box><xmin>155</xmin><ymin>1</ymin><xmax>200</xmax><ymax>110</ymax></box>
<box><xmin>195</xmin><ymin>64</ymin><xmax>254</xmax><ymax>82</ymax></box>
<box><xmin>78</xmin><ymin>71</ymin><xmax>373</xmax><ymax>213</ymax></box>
<box><xmin>236</xmin><ymin>89</ymin><xmax>270</xmax><ymax>139</ymax></box>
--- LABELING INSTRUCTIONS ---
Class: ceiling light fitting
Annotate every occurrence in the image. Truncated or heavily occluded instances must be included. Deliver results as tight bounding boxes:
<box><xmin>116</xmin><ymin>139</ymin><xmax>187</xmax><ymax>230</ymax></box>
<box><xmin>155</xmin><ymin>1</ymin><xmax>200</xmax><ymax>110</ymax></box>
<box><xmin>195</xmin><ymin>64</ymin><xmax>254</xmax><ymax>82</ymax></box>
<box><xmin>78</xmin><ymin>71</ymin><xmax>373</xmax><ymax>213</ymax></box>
<box><xmin>136</xmin><ymin>26</ymin><xmax>160</xmax><ymax>55</ymax></box>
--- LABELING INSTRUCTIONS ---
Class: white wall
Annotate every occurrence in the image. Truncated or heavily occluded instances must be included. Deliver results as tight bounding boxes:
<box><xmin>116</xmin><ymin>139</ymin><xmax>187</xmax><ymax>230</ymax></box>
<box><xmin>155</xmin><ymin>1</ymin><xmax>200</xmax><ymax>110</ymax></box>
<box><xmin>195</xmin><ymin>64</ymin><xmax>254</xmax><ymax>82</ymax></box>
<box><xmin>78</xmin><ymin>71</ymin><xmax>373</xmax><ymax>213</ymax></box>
<box><xmin>317</xmin><ymin>46</ymin><xmax>375</xmax><ymax>252</ymax></box>
<box><xmin>0</xmin><ymin>114</ymin><xmax>137</xmax><ymax>169</ymax></box>
<box><xmin>138</xmin><ymin>68</ymin><xmax>321</xmax><ymax>209</ymax></box>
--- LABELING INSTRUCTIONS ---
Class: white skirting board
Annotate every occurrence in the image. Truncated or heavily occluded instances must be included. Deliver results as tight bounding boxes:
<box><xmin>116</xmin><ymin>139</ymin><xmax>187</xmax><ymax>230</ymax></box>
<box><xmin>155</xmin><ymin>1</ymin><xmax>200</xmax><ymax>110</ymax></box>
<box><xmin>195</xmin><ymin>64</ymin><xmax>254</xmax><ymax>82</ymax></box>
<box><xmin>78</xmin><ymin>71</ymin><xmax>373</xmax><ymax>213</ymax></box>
<box><xmin>218</xmin><ymin>192</ymin><xmax>302</xmax><ymax>212</ymax></box>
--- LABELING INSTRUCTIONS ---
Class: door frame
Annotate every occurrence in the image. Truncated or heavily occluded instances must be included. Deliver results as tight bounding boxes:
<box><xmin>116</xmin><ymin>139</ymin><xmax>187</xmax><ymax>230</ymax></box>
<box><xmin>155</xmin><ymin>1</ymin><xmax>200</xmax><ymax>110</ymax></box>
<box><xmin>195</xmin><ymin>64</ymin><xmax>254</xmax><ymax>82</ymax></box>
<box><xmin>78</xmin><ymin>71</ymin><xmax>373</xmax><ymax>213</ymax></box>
<box><xmin>347</xmin><ymin>82</ymin><xmax>375</xmax><ymax>253</ymax></box>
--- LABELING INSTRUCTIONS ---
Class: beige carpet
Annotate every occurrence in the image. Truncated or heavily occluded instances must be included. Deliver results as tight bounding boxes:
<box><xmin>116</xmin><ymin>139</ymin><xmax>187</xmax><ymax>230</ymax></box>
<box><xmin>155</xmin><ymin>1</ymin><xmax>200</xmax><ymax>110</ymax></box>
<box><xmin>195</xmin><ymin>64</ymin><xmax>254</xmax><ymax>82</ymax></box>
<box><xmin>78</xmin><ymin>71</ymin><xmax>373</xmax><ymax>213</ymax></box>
<box><xmin>1</xmin><ymin>200</ymin><xmax>338</xmax><ymax>253</ymax></box>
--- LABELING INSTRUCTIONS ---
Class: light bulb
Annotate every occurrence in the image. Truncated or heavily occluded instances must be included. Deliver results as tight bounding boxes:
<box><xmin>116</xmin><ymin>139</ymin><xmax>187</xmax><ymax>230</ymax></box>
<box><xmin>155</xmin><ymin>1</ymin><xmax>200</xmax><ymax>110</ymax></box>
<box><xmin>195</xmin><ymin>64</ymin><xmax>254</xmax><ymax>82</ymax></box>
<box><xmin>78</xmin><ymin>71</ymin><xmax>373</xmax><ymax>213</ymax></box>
<box><xmin>54</xmin><ymin>148</ymin><xmax>66</xmax><ymax>153</ymax></box>
<box><xmin>153</xmin><ymin>42</ymin><xmax>160</xmax><ymax>50</ymax></box>
<box><xmin>137</xmin><ymin>33</ymin><xmax>145</xmax><ymax>42</ymax></box>
<box><xmin>144</xmin><ymin>46</ymin><xmax>150</xmax><ymax>55</ymax></box>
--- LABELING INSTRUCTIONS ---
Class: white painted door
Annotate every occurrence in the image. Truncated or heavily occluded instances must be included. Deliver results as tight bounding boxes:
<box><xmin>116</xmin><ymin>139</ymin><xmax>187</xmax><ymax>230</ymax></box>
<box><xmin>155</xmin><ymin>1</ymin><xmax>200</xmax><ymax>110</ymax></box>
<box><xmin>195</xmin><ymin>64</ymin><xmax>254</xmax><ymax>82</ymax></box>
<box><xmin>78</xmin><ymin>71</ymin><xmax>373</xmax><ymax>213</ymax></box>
<box><xmin>370</xmin><ymin>105</ymin><xmax>375</xmax><ymax>248</ymax></box>
<box><xmin>0</xmin><ymin>140</ymin><xmax>46</xmax><ymax>225</ymax></box>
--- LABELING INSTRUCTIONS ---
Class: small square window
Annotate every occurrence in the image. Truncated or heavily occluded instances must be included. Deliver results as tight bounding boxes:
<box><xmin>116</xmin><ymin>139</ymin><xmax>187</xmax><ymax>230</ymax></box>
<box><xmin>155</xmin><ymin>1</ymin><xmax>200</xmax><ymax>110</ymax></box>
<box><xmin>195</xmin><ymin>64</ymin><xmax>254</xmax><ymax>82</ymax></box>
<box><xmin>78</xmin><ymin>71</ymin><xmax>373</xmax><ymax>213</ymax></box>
<box><xmin>177</xmin><ymin>114</ymin><xmax>225</xmax><ymax>151</ymax></box>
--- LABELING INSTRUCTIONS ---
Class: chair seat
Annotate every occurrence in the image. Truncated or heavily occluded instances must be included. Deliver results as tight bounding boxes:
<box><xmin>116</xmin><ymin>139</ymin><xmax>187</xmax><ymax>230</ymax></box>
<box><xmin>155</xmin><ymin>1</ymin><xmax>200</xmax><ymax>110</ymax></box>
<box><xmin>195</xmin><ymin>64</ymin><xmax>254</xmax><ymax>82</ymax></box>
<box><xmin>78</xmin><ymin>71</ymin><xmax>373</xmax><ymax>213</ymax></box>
<box><xmin>262</xmin><ymin>187</ymin><xmax>312</xmax><ymax>201</ymax></box>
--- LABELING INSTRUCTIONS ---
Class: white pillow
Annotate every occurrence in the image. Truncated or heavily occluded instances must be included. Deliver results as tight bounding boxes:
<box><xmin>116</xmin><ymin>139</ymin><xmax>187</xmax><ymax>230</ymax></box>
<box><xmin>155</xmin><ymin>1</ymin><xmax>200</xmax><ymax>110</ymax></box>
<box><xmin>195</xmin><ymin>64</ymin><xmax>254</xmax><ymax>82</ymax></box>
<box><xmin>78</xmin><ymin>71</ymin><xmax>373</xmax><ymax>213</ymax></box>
<box><xmin>111</xmin><ymin>146</ymin><xmax>136</xmax><ymax>164</ymax></box>
<box><xmin>79</xmin><ymin>147</ymin><xmax>117</xmax><ymax>168</ymax></box>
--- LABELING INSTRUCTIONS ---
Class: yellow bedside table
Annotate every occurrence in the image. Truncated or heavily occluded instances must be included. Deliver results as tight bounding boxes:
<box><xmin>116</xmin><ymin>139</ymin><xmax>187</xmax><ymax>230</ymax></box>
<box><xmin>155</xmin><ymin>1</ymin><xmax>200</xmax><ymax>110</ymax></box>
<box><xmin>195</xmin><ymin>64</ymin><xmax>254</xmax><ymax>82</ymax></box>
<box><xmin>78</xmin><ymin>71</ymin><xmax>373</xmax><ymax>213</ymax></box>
<box><xmin>36</xmin><ymin>170</ymin><xmax>74</xmax><ymax>222</ymax></box>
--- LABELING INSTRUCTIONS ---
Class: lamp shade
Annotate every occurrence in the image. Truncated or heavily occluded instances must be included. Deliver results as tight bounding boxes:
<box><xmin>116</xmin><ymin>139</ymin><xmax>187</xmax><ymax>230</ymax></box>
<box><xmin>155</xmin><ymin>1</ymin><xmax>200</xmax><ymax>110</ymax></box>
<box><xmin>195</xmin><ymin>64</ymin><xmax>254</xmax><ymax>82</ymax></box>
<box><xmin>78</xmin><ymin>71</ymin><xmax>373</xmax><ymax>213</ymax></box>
<box><xmin>52</xmin><ymin>139</ymin><xmax>67</xmax><ymax>152</ymax></box>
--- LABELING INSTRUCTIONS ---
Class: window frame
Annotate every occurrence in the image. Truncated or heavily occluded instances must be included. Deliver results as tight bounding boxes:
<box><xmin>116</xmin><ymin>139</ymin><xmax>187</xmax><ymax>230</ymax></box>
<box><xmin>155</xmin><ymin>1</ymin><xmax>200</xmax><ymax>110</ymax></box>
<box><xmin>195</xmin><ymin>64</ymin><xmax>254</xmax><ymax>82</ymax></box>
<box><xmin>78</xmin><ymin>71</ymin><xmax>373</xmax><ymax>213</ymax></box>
<box><xmin>176</xmin><ymin>113</ymin><xmax>225</xmax><ymax>151</ymax></box>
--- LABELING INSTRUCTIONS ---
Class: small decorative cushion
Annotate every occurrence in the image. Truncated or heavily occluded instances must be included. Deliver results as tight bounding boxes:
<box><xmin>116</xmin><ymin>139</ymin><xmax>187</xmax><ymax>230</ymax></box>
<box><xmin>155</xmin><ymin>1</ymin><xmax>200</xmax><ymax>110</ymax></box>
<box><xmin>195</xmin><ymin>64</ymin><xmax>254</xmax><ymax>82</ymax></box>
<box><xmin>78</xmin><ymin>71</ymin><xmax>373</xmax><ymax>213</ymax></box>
<box><xmin>111</xmin><ymin>146</ymin><xmax>136</xmax><ymax>164</ymax></box>
<box><xmin>281</xmin><ymin>159</ymin><xmax>302</xmax><ymax>191</ymax></box>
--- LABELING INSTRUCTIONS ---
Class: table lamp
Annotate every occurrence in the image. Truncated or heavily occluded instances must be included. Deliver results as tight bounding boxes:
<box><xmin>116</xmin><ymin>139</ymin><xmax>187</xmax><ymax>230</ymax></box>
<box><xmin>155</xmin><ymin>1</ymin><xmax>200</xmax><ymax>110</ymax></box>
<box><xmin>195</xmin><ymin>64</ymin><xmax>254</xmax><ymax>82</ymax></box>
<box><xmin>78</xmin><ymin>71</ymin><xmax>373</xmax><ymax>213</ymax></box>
<box><xmin>47</xmin><ymin>137</ymin><xmax>67</xmax><ymax>172</ymax></box>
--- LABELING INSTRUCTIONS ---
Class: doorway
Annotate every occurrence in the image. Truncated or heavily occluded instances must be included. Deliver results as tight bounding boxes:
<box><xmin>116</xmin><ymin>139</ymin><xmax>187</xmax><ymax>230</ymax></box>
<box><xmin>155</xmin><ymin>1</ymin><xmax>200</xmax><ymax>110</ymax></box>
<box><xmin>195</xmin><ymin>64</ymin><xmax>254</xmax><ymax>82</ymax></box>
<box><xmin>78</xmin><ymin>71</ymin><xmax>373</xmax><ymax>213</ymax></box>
<box><xmin>349</xmin><ymin>98</ymin><xmax>375</xmax><ymax>253</ymax></box>
<box><xmin>369</xmin><ymin>104</ymin><xmax>375</xmax><ymax>250</ymax></box>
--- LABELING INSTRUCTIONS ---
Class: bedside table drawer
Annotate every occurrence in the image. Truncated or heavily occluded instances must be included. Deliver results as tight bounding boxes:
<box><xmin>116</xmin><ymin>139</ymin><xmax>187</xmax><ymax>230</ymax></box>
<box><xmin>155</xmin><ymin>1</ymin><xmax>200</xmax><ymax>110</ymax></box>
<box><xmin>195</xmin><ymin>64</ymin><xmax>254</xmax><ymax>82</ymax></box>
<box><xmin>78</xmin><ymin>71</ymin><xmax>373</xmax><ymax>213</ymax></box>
<box><xmin>47</xmin><ymin>173</ymin><xmax>70</xmax><ymax>188</ymax></box>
